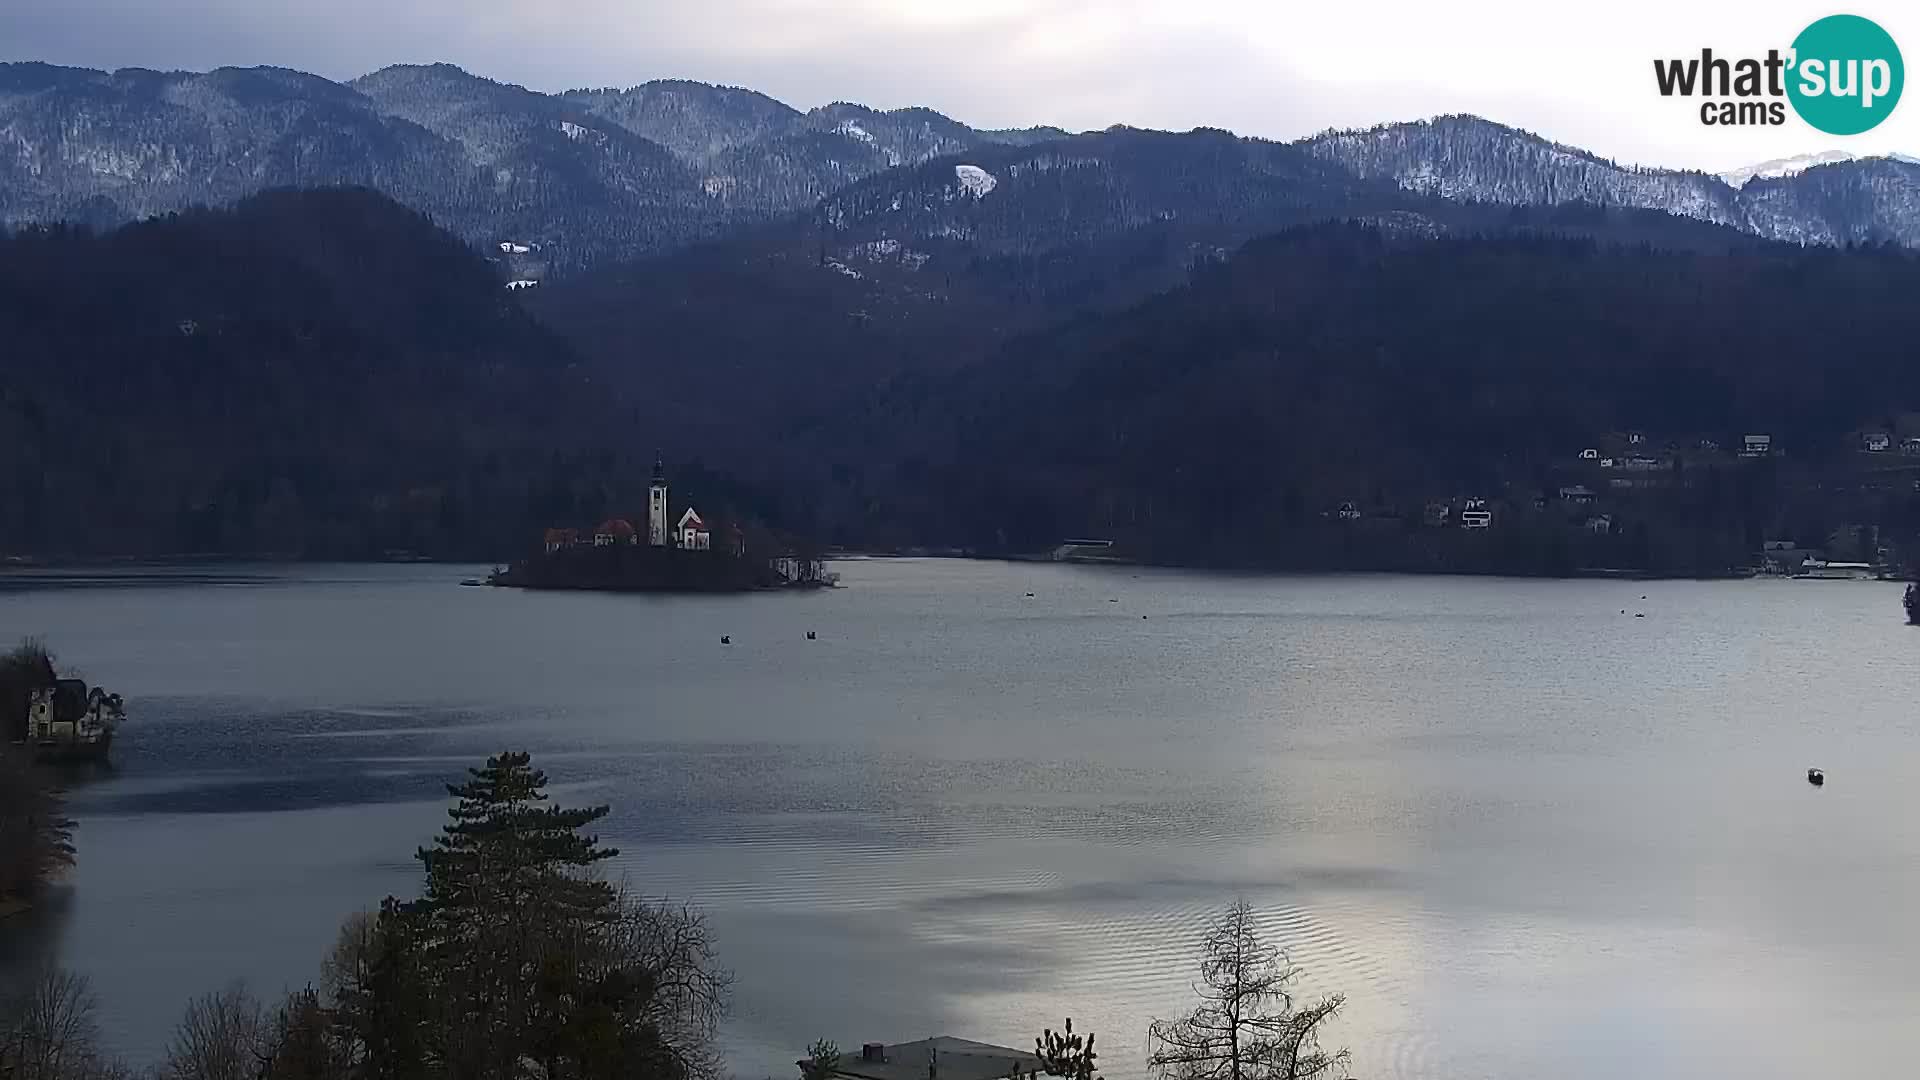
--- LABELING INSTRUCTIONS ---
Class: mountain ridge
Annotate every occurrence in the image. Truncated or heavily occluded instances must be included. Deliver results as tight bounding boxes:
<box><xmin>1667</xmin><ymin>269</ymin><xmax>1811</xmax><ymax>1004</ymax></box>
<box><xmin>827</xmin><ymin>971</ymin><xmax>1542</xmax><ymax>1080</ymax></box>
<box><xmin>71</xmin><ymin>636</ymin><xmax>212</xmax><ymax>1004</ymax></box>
<box><xmin>4</xmin><ymin>61</ymin><xmax>1920</xmax><ymax>272</ymax></box>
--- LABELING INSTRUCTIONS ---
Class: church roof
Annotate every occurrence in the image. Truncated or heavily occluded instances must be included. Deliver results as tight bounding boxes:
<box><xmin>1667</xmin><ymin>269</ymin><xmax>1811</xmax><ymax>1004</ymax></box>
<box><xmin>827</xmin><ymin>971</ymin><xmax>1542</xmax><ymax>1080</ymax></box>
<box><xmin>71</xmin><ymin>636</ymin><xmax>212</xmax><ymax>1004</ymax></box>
<box><xmin>676</xmin><ymin>508</ymin><xmax>706</xmax><ymax>529</ymax></box>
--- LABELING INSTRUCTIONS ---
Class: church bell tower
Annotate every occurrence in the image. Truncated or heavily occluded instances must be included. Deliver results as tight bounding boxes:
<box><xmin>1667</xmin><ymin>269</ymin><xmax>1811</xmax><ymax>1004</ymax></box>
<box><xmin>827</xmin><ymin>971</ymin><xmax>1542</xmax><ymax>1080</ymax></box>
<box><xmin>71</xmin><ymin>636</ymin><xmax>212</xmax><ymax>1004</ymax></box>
<box><xmin>647</xmin><ymin>453</ymin><xmax>669</xmax><ymax>547</ymax></box>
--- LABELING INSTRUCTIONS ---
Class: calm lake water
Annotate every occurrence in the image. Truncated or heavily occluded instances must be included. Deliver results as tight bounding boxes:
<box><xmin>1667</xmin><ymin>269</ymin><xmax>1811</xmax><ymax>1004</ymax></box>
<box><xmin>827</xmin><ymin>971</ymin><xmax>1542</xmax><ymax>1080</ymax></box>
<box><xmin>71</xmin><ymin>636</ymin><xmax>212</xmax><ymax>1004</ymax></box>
<box><xmin>2</xmin><ymin>559</ymin><xmax>1917</xmax><ymax>1080</ymax></box>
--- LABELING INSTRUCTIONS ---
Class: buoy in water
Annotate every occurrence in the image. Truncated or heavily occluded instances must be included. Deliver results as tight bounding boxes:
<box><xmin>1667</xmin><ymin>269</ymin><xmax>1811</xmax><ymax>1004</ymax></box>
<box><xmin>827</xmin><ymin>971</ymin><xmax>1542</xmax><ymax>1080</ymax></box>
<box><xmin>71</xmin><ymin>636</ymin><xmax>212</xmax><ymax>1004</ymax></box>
<box><xmin>806</xmin><ymin>631</ymin><xmax>816</xmax><ymax>640</ymax></box>
<box><xmin>1808</xmin><ymin>768</ymin><xmax>1825</xmax><ymax>786</ymax></box>
<box><xmin>720</xmin><ymin>635</ymin><xmax>732</xmax><ymax>645</ymax></box>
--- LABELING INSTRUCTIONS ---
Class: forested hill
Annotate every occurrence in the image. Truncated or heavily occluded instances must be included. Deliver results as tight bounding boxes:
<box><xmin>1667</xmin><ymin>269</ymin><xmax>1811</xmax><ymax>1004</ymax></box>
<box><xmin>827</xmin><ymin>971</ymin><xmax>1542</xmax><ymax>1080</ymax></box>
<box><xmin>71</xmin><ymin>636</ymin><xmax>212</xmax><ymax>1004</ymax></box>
<box><xmin>0</xmin><ymin>188</ymin><xmax>717</xmax><ymax>560</ymax></box>
<box><xmin>824</xmin><ymin>225</ymin><xmax>1920</xmax><ymax>571</ymax></box>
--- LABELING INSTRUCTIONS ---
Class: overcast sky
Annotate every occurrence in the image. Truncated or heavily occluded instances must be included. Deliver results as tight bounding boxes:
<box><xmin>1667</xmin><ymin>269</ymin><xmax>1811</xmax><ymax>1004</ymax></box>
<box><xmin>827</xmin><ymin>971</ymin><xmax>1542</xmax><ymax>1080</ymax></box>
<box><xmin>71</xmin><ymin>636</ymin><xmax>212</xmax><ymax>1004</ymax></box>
<box><xmin>3</xmin><ymin>0</ymin><xmax>1915</xmax><ymax>172</ymax></box>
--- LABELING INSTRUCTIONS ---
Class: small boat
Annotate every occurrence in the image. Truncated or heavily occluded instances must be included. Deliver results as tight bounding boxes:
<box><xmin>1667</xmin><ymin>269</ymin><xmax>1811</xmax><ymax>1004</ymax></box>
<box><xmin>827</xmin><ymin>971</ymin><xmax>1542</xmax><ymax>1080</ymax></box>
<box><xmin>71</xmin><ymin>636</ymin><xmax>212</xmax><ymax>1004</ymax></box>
<box><xmin>720</xmin><ymin>635</ymin><xmax>732</xmax><ymax>645</ymax></box>
<box><xmin>1906</xmin><ymin>583</ymin><xmax>1920</xmax><ymax>625</ymax></box>
<box><xmin>806</xmin><ymin>631</ymin><xmax>816</xmax><ymax>640</ymax></box>
<box><xmin>459</xmin><ymin>578</ymin><xmax>485</xmax><ymax>587</ymax></box>
<box><xmin>1807</xmin><ymin>768</ymin><xmax>1825</xmax><ymax>786</ymax></box>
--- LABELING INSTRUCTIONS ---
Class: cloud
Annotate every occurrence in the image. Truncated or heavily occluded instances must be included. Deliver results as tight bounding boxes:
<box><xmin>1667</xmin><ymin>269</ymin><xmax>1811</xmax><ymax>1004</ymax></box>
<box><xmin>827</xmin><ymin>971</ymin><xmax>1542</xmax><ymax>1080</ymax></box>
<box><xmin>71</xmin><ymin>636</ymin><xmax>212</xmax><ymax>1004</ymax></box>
<box><xmin>2</xmin><ymin>0</ymin><xmax>1916</xmax><ymax>171</ymax></box>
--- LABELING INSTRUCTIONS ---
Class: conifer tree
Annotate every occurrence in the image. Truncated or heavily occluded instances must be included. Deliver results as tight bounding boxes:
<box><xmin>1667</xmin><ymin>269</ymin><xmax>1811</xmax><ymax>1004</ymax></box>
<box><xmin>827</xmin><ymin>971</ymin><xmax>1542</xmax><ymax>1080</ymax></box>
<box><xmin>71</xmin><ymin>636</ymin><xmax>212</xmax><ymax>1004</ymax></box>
<box><xmin>1146</xmin><ymin>900</ymin><xmax>1348</xmax><ymax>1080</ymax></box>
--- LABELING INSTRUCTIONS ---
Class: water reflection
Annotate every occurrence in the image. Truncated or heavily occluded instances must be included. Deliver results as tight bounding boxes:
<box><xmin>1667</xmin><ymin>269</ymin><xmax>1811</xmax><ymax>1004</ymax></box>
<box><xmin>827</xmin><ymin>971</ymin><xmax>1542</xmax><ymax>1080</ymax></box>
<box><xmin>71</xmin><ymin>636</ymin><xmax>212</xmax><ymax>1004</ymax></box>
<box><xmin>1</xmin><ymin>561</ymin><xmax>1916</xmax><ymax>1080</ymax></box>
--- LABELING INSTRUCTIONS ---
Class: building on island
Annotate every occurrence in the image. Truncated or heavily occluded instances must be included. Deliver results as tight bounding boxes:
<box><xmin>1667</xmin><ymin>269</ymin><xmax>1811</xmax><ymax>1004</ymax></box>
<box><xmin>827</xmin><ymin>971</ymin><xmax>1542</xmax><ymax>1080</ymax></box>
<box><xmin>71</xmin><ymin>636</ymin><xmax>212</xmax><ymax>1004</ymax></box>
<box><xmin>550</xmin><ymin>456</ymin><xmax>717</xmax><ymax>554</ymax></box>
<box><xmin>648</xmin><ymin>454</ymin><xmax>670</xmax><ymax>547</ymax></box>
<box><xmin>677</xmin><ymin>508</ymin><xmax>711</xmax><ymax>551</ymax></box>
<box><xmin>802</xmin><ymin>1038</ymin><xmax>1042</xmax><ymax>1080</ymax></box>
<box><xmin>594</xmin><ymin>519</ymin><xmax>636</xmax><ymax>546</ymax></box>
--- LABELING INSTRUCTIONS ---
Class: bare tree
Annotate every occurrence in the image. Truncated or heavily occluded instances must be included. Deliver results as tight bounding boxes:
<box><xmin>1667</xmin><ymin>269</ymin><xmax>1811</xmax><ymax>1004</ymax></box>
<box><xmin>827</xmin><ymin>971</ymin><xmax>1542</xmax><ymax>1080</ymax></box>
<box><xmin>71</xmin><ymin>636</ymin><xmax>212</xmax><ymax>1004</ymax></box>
<box><xmin>1146</xmin><ymin>900</ymin><xmax>1348</xmax><ymax>1080</ymax></box>
<box><xmin>164</xmin><ymin>983</ymin><xmax>269</xmax><ymax>1080</ymax></box>
<box><xmin>2</xmin><ymin>966</ymin><xmax>107</xmax><ymax>1080</ymax></box>
<box><xmin>604</xmin><ymin>890</ymin><xmax>734</xmax><ymax>1080</ymax></box>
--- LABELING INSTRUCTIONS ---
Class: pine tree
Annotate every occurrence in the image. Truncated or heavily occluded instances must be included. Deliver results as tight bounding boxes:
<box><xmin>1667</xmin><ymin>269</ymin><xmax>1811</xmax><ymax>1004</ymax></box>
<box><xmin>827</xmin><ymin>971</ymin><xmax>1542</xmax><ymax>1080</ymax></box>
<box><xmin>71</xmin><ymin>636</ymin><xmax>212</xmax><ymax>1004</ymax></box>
<box><xmin>1034</xmin><ymin>1018</ymin><xmax>1099</xmax><ymax>1080</ymax></box>
<box><xmin>408</xmin><ymin>751</ymin><xmax>619</xmax><ymax>1080</ymax></box>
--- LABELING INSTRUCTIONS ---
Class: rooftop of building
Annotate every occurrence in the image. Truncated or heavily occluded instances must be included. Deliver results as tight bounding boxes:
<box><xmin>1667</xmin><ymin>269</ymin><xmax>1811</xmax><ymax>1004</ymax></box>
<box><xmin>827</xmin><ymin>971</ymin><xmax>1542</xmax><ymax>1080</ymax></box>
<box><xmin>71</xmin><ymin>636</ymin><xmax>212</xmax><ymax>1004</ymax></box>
<box><xmin>808</xmin><ymin>1037</ymin><xmax>1041</xmax><ymax>1080</ymax></box>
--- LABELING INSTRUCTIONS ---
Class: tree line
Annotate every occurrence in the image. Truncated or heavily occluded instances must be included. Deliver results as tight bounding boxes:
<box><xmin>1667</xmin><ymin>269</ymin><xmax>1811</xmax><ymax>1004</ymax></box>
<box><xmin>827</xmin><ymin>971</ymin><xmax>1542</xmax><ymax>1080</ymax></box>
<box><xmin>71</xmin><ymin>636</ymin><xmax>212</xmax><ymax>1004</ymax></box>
<box><xmin>3</xmin><ymin>748</ymin><xmax>1353</xmax><ymax>1080</ymax></box>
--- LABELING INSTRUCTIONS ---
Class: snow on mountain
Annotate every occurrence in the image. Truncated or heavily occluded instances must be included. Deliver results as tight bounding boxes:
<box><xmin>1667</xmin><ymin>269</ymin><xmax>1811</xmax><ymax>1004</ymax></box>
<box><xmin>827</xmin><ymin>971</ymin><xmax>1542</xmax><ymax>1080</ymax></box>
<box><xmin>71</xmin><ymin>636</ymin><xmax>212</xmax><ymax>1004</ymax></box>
<box><xmin>1719</xmin><ymin>151</ymin><xmax>1862</xmax><ymax>188</ymax></box>
<box><xmin>1303</xmin><ymin>115</ymin><xmax>1920</xmax><ymax>246</ymax></box>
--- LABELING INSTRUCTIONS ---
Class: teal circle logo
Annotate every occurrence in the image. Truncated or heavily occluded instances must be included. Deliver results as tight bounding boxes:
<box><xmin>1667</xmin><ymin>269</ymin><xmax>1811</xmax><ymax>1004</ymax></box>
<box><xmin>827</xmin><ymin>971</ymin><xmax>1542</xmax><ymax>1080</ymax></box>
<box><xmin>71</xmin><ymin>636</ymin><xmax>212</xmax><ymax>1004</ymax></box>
<box><xmin>1788</xmin><ymin>14</ymin><xmax>1904</xmax><ymax>135</ymax></box>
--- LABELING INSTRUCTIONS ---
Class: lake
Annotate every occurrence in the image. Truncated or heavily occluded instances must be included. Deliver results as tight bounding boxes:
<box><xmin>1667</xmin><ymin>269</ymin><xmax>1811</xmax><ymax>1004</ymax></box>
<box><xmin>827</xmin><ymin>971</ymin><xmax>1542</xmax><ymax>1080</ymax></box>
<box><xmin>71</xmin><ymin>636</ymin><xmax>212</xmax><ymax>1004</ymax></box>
<box><xmin>2</xmin><ymin>559</ymin><xmax>1917</xmax><ymax>1080</ymax></box>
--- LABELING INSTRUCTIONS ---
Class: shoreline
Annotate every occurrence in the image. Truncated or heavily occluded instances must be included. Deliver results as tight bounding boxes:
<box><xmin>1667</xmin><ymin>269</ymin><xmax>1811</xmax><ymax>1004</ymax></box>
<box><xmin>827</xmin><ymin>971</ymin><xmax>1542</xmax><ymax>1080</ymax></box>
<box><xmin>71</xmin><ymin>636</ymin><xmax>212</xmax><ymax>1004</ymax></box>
<box><xmin>4</xmin><ymin>552</ymin><xmax>1906</xmax><ymax>585</ymax></box>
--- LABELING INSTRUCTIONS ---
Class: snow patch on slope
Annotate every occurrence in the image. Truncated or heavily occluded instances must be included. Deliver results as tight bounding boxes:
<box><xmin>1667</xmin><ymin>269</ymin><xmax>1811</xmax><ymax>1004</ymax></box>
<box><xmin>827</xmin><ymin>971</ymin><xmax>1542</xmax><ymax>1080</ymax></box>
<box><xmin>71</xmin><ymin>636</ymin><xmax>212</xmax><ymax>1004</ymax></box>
<box><xmin>1720</xmin><ymin>151</ymin><xmax>1861</xmax><ymax>188</ymax></box>
<box><xmin>954</xmin><ymin>163</ymin><xmax>996</xmax><ymax>197</ymax></box>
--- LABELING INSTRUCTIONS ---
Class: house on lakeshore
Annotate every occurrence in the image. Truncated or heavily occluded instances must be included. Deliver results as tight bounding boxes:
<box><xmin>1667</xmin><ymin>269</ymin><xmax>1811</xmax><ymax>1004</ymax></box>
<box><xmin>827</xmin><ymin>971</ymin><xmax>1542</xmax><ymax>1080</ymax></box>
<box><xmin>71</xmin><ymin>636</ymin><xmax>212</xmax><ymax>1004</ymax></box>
<box><xmin>803</xmin><ymin>1038</ymin><xmax>1042</xmax><ymax>1080</ymax></box>
<box><xmin>1741</xmin><ymin>434</ymin><xmax>1773</xmax><ymax>457</ymax></box>
<box><xmin>1559</xmin><ymin>485</ymin><xmax>1597</xmax><ymax>506</ymax></box>
<box><xmin>1459</xmin><ymin>499</ymin><xmax>1493</xmax><ymax>529</ymax></box>
<box><xmin>1864</xmin><ymin>432</ymin><xmax>1892</xmax><ymax>452</ymax></box>
<box><xmin>1902</xmin><ymin>436</ymin><xmax>1920</xmax><ymax>456</ymax></box>
<box><xmin>545</xmin><ymin>527</ymin><xmax>579</xmax><ymax>553</ymax></box>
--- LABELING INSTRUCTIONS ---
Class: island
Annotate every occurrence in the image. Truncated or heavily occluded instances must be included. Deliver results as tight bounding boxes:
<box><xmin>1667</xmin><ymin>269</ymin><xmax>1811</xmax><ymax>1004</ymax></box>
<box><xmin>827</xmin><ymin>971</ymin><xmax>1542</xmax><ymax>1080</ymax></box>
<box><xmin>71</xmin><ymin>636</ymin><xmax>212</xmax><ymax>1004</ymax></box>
<box><xmin>489</xmin><ymin>456</ymin><xmax>832</xmax><ymax>592</ymax></box>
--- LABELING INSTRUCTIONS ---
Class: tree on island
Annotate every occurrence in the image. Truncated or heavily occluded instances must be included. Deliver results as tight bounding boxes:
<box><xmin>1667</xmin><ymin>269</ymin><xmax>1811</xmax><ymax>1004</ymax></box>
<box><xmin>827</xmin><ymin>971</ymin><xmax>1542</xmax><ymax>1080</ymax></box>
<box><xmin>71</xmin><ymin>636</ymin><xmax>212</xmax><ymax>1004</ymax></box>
<box><xmin>1146</xmin><ymin>900</ymin><xmax>1349</xmax><ymax>1080</ymax></box>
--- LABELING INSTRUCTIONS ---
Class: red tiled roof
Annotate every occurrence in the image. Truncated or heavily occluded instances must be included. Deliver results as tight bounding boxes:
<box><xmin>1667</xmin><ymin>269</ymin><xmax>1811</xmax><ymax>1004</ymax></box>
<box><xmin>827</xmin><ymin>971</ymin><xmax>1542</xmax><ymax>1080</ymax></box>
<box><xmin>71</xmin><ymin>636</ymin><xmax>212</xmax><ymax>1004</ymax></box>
<box><xmin>545</xmin><ymin>527</ymin><xmax>579</xmax><ymax>543</ymax></box>
<box><xmin>678</xmin><ymin>509</ymin><xmax>706</xmax><ymax>528</ymax></box>
<box><xmin>595</xmin><ymin>518</ymin><xmax>636</xmax><ymax>537</ymax></box>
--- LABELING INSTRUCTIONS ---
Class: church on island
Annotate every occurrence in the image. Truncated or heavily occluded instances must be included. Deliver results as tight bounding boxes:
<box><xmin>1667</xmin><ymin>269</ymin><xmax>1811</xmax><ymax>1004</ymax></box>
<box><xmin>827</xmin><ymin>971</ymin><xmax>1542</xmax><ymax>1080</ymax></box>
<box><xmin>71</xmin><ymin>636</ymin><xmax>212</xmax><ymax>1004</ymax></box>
<box><xmin>544</xmin><ymin>456</ymin><xmax>736</xmax><ymax>557</ymax></box>
<box><xmin>500</xmin><ymin>455</ymin><xmax>828</xmax><ymax>592</ymax></box>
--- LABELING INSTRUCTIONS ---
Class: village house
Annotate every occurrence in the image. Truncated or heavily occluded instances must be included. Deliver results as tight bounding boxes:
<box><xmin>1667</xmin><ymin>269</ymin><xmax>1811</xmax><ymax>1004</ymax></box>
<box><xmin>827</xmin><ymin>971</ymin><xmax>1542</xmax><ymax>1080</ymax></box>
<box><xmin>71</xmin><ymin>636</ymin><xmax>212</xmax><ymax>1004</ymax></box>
<box><xmin>1336</xmin><ymin>501</ymin><xmax>1361</xmax><ymax>521</ymax></box>
<box><xmin>1864</xmin><ymin>432</ymin><xmax>1892</xmax><ymax>452</ymax></box>
<box><xmin>1585</xmin><ymin>514</ymin><xmax>1613</xmax><ymax>534</ymax></box>
<box><xmin>1423</xmin><ymin>501</ymin><xmax>1451</xmax><ymax>527</ymax></box>
<box><xmin>1459</xmin><ymin>499</ymin><xmax>1493</xmax><ymax>529</ymax></box>
<box><xmin>1559</xmin><ymin>485</ymin><xmax>1597</xmax><ymax>506</ymax></box>
<box><xmin>1578</xmin><ymin>447</ymin><xmax>1600</xmax><ymax>461</ymax></box>
<box><xmin>1902</xmin><ymin>437</ymin><xmax>1920</xmax><ymax>456</ymax></box>
<box><xmin>1741</xmin><ymin>434</ymin><xmax>1773</xmax><ymax>457</ymax></box>
<box><xmin>544</xmin><ymin>527</ymin><xmax>579</xmax><ymax>553</ymax></box>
